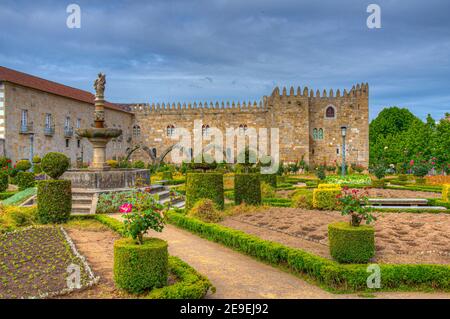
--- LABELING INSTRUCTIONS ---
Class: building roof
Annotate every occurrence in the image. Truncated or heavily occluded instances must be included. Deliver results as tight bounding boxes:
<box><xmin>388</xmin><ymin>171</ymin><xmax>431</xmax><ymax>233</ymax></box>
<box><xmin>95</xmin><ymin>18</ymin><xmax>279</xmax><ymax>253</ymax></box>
<box><xmin>0</xmin><ymin>66</ymin><xmax>132</xmax><ymax>113</ymax></box>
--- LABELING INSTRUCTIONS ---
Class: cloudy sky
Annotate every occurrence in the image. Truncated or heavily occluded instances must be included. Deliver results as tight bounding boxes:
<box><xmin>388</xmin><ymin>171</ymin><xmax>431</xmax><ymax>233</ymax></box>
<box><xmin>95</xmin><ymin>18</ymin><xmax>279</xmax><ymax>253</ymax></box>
<box><xmin>0</xmin><ymin>0</ymin><xmax>449</xmax><ymax>120</ymax></box>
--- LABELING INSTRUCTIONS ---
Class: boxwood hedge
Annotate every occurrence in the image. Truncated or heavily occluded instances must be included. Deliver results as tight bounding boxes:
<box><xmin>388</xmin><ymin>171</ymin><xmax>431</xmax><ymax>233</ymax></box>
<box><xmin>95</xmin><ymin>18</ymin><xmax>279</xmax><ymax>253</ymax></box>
<box><xmin>0</xmin><ymin>170</ymin><xmax>8</xmax><ymax>192</ymax></box>
<box><xmin>260</xmin><ymin>173</ymin><xmax>277</xmax><ymax>187</ymax></box>
<box><xmin>234</xmin><ymin>173</ymin><xmax>261</xmax><ymax>205</ymax></box>
<box><xmin>328</xmin><ymin>222</ymin><xmax>375</xmax><ymax>263</ymax></box>
<box><xmin>166</xmin><ymin>211</ymin><xmax>450</xmax><ymax>292</ymax></box>
<box><xmin>16</xmin><ymin>171</ymin><xmax>35</xmax><ymax>190</ymax></box>
<box><xmin>114</xmin><ymin>237</ymin><xmax>168</xmax><ymax>294</ymax></box>
<box><xmin>186</xmin><ymin>173</ymin><xmax>224</xmax><ymax>210</ymax></box>
<box><xmin>37</xmin><ymin>180</ymin><xmax>72</xmax><ymax>223</ymax></box>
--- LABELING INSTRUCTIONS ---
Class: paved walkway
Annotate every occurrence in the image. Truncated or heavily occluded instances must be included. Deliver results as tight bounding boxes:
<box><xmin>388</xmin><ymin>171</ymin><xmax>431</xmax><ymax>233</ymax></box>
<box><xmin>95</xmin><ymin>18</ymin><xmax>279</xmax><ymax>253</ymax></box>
<box><xmin>110</xmin><ymin>214</ymin><xmax>449</xmax><ymax>299</ymax></box>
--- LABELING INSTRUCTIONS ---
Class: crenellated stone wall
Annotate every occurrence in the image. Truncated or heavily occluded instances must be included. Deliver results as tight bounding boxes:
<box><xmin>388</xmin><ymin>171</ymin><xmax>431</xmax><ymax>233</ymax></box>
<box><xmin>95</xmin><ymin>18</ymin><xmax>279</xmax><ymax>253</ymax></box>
<box><xmin>131</xmin><ymin>83</ymin><xmax>369</xmax><ymax>167</ymax></box>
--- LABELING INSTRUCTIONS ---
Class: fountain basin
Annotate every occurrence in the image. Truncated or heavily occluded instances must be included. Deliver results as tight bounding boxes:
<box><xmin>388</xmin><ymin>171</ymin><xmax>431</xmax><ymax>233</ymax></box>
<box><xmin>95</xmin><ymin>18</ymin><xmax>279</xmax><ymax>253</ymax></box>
<box><xmin>62</xmin><ymin>168</ymin><xmax>150</xmax><ymax>189</ymax></box>
<box><xmin>75</xmin><ymin>127</ymin><xmax>122</xmax><ymax>139</ymax></box>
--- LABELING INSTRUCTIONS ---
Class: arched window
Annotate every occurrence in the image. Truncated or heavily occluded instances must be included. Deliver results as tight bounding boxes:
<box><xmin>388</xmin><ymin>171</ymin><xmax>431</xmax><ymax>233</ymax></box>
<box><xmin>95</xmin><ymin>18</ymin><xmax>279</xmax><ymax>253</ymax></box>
<box><xmin>132</xmin><ymin>125</ymin><xmax>141</xmax><ymax>137</ymax></box>
<box><xmin>313</xmin><ymin>128</ymin><xmax>318</xmax><ymax>140</ymax></box>
<box><xmin>318</xmin><ymin>128</ymin><xmax>324</xmax><ymax>140</ymax></box>
<box><xmin>202</xmin><ymin>124</ymin><xmax>210</xmax><ymax>137</ymax></box>
<box><xmin>238</xmin><ymin>124</ymin><xmax>248</xmax><ymax>135</ymax></box>
<box><xmin>326</xmin><ymin>106</ymin><xmax>335</xmax><ymax>118</ymax></box>
<box><xmin>166</xmin><ymin>124</ymin><xmax>175</xmax><ymax>137</ymax></box>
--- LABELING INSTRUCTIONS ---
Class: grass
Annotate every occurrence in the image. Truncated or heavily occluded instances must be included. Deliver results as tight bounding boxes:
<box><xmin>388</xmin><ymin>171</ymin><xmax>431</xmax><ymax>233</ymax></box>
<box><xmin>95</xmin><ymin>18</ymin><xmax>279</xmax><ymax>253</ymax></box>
<box><xmin>1</xmin><ymin>187</ymin><xmax>36</xmax><ymax>206</ymax></box>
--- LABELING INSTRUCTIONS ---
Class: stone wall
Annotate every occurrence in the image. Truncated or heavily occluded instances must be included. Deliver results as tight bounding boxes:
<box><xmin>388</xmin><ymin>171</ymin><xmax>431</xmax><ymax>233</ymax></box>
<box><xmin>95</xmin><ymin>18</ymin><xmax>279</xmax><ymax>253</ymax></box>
<box><xmin>131</xmin><ymin>83</ymin><xmax>369</xmax><ymax>167</ymax></box>
<box><xmin>3</xmin><ymin>82</ymin><xmax>134</xmax><ymax>163</ymax></box>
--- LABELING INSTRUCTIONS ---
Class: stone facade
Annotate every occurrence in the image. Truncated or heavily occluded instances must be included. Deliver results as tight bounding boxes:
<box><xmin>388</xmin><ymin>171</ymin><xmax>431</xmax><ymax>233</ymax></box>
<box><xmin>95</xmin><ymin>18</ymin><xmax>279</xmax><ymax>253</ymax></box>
<box><xmin>1</xmin><ymin>81</ymin><xmax>134</xmax><ymax>164</ymax></box>
<box><xmin>131</xmin><ymin>83</ymin><xmax>369</xmax><ymax>167</ymax></box>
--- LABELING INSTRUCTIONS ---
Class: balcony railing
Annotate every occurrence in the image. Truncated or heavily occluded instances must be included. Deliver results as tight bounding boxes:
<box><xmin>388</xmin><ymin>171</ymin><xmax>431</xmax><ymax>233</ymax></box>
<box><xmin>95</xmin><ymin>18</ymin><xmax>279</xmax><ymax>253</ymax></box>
<box><xmin>44</xmin><ymin>125</ymin><xmax>55</xmax><ymax>136</ymax></box>
<box><xmin>64</xmin><ymin>127</ymin><xmax>74</xmax><ymax>137</ymax></box>
<box><xmin>19</xmin><ymin>122</ymin><xmax>33</xmax><ymax>134</ymax></box>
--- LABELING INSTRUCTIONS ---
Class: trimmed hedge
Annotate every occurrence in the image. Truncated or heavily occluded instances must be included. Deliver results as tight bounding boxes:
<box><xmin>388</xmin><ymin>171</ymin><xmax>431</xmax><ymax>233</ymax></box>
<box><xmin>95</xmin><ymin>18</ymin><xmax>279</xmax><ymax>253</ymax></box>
<box><xmin>443</xmin><ymin>184</ymin><xmax>450</xmax><ymax>202</ymax></box>
<box><xmin>166</xmin><ymin>211</ymin><xmax>450</xmax><ymax>292</ymax></box>
<box><xmin>15</xmin><ymin>159</ymin><xmax>31</xmax><ymax>171</ymax></box>
<box><xmin>16</xmin><ymin>171</ymin><xmax>35</xmax><ymax>190</ymax></box>
<box><xmin>234</xmin><ymin>173</ymin><xmax>261</xmax><ymax>205</ymax></box>
<box><xmin>312</xmin><ymin>185</ymin><xmax>341</xmax><ymax>210</ymax></box>
<box><xmin>260</xmin><ymin>174</ymin><xmax>277</xmax><ymax>187</ymax></box>
<box><xmin>161</xmin><ymin>171</ymin><xmax>173</xmax><ymax>180</ymax></box>
<box><xmin>114</xmin><ymin>237</ymin><xmax>168</xmax><ymax>294</ymax></box>
<box><xmin>147</xmin><ymin>256</ymin><xmax>214</xmax><ymax>299</ymax></box>
<box><xmin>0</xmin><ymin>191</ymin><xmax>18</xmax><ymax>200</ymax></box>
<box><xmin>186</xmin><ymin>173</ymin><xmax>224</xmax><ymax>210</ymax></box>
<box><xmin>37</xmin><ymin>180</ymin><xmax>72</xmax><ymax>223</ymax></box>
<box><xmin>328</xmin><ymin>222</ymin><xmax>375</xmax><ymax>263</ymax></box>
<box><xmin>0</xmin><ymin>170</ymin><xmax>8</xmax><ymax>192</ymax></box>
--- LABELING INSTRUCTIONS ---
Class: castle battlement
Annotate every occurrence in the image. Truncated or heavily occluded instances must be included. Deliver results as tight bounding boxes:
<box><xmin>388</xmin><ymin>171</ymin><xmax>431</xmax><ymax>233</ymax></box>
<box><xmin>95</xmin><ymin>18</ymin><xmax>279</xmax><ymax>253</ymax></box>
<box><xmin>269</xmin><ymin>83</ymin><xmax>368</xmax><ymax>99</ymax></box>
<box><xmin>131</xmin><ymin>83</ymin><xmax>368</xmax><ymax>115</ymax></box>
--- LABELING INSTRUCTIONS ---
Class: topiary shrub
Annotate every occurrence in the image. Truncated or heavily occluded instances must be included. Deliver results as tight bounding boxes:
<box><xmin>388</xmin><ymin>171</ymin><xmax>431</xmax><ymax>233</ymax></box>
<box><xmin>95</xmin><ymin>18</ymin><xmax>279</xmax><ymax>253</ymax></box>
<box><xmin>32</xmin><ymin>163</ymin><xmax>42</xmax><ymax>174</ymax></box>
<box><xmin>259</xmin><ymin>173</ymin><xmax>277</xmax><ymax>187</ymax></box>
<box><xmin>291</xmin><ymin>189</ymin><xmax>314</xmax><ymax>209</ymax></box>
<box><xmin>186</xmin><ymin>172</ymin><xmax>224</xmax><ymax>210</ymax></box>
<box><xmin>32</xmin><ymin>156</ymin><xmax>41</xmax><ymax>164</ymax></box>
<box><xmin>15</xmin><ymin>159</ymin><xmax>31</xmax><ymax>171</ymax></box>
<box><xmin>234</xmin><ymin>173</ymin><xmax>261</xmax><ymax>205</ymax></box>
<box><xmin>0</xmin><ymin>170</ymin><xmax>8</xmax><ymax>192</ymax></box>
<box><xmin>41</xmin><ymin>152</ymin><xmax>70</xmax><ymax>179</ymax></box>
<box><xmin>328</xmin><ymin>222</ymin><xmax>375</xmax><ymax>263</ymax></box>
<box><xmin>312</xmin><ymin>185</ymin><xmax>341</xmax><ymax>210</ymax></box>
<box><xmin>16</xmin><ymin>171</ymin><xmax>35</xmax><ymax>190</ymax></box>
<box><xmin>188</xmin><ymin>199</ymin><xmax>223</xmax><ymax>223</ymax></box>
<box><xmin>114</xmin><ymin>237</ymin><xmax>168</xmax><ymax>294</ymax></box>
<box><xmin>37</xmin><ymin>180</ymin><xmax>71</xmax><ymax>223</ymax></box>
<box><xmin>443</xmin><ymin>184</ymin><xmax>450</xmax><ymax>202</ymax></box>
<box><xmin>260</xmin><ymin>182</ymin><xmax>276</xmax><ymax>198</ymax></box>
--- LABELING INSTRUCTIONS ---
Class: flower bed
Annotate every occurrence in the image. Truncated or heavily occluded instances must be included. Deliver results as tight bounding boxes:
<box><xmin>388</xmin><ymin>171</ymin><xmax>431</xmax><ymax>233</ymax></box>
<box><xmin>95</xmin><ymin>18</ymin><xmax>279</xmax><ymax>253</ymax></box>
<box><xmin>0</xmin><ymin>226</ymin><xmax>98</xmax><ymax>298</ymax></box>
<box><xmin>325</xmin><ymin>174</ymin><xmax>372</xmax><ymax>185</ymax></box>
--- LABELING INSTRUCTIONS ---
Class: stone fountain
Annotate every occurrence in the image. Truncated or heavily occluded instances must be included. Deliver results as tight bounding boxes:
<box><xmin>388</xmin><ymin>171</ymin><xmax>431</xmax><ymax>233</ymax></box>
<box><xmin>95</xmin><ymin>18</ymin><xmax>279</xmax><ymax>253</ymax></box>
<box><xmin>61</xmin><ymin>73</ymin><xmax>150</xmax><ymax>214</ymax></box>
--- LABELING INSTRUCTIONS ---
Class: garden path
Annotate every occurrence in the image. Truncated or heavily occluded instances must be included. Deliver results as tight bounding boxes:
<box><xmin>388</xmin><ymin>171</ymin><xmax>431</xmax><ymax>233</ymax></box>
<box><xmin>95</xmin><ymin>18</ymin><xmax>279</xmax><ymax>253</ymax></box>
<box><xmin>110</xmin><ymin>214</ymin><xmax>449</xmax><ymax>299</ymax></box>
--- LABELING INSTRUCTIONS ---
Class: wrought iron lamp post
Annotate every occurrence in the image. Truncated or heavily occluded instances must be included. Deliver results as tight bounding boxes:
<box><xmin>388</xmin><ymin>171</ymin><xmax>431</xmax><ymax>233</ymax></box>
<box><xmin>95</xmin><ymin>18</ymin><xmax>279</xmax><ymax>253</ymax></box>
<box><xmin>341</xmin><ymin>126</ymin><xmax>347</xmax><ymax>177</ymax></box>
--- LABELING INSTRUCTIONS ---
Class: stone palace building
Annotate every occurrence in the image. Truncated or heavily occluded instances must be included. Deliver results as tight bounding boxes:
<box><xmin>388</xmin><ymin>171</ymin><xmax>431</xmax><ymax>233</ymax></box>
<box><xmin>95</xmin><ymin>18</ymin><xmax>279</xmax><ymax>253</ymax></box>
<box><xmin>0</xmin><ymin>66</ymin><xmax>369</xmax><ymax>167</ymax></box>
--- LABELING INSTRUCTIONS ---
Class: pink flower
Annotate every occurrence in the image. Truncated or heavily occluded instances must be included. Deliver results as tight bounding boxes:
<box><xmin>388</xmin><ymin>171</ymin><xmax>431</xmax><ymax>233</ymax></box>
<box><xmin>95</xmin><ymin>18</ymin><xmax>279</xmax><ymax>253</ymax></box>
<box><xmin>410</xmin><ymin>160</ymin><xmax>414</xmax><ymax>166</ymax></box>
<box><xmin>119</xmin><ymin>203</ymin><xmax>133</xmax><ymax>213</ymax></box>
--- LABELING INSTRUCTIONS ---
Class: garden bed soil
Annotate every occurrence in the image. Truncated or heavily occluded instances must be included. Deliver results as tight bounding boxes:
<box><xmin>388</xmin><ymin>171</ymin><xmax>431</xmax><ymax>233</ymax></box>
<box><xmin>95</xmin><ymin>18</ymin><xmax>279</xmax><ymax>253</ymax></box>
<box><xmin>366</xmin><ymin>188</ymin><xmax>441</xmax><ymax>199</ymax></box>
<box><xmin>221</xmin><ymin>207</ymin><xmax>450</xmax><ymax>264</ymax></box>
<box><xmin>59</xmin><ymin>220</ymin><xmax>177</xmax><ymax>299</ymax></box>
<box><xmin>0</xmin><ymin>226</ymin><xmax>95</xmax><ymax>299</ymax></box>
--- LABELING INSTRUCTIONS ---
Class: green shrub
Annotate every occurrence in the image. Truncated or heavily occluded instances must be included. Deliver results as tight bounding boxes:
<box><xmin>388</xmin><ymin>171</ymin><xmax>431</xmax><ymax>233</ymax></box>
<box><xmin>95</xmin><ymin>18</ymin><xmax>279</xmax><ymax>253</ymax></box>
<box><xmin>0</xmin><ymin>206</ymin><xmax>37</xmax><ymax>233</ymax></box>
<box><xmin>443</xmin><ymin>184</ymin><xmax>450</xmax><ymax>202</ymax></box>
<box><xmin>260</xmin><ymin>182</ymin><xmax>276</xmax><ymax>198</ymax></box>
<box><xmin>32</xmin><ymin>156</ymin><xmax>41</xmax><ymax>164</ymax></box>
<box><xmin>15</xmin><ymin>159</ymin><xmax>31</xmax><ymax>171</ymax></box>
<box><xmin>372</xmin><ymin>165</ymin><xmax>386</xmax><ymax>180</ymax></box>
<box><xmin>95</xmin><ymin>214</ymin><xmax>126</xmax><ymax>236</ymax></box>
<box><xmin>132</xmin><ymin>160</ymin><xmax>146</xmax><ymax>169</ymax></box>
<box><xmin>16</xmin><ymin>171</ymin><xmax>35</xmax><ymax>190</ymax></box>
<box><xmin>32</xmin><ymin>163</ymin><xmax>42</xmax><ymax>174</ymax></box>
<box><xmin>147</xmin><ymin>256</ymin><xmax>213</xmax><ymax>299</ymax></box>
<box><xmin>186</xmin><ymin>173</ymin><xmax>224</xmax><ymax>210</ymax></box>
<box><xmin>312</xmin><ymin>186</ymin><xmax>341</xmax><ymax>210</ymax></box>
<box><xmin>315</xmin><ymin>165</ymin><xmax>326</xmax><ymax>180</ymax></box>
<box><xmin>188</xmin><ymin>199</ymin><xmax>223</xmax><ymax>223</ymax></box>
<box><xmin>106</xmin><ymin>160</ymin><xmax>119</xmax><ymax>168</ymax></box>
<box><xmin>260</xmin><ymin>173</ymin><xmax>277</xmax><ymax>187</ymax></box>
<box><xmin>114</xmin><ymin>237</ymin><xmax>168</xmax><ymax>294</ymax></box>
<box><xmin>41</xmin><ymin>152</ymin><xmax>70</xmax><ymax>179</ymax></box>
<box><xmin>415</xmin><ymin>177</ymin><xmax>426</xmax><ymax>185</ymax></box>
<box><xmin>0</xmin><ymin>157</ymin><xmax>11</xmax><ymax>168</ymax></box>
<box><xmin>0</xmin><ymin>170</ymin><xmax>8</xmax><ymax>192</ymax></box>
<box><xmin>398</xmin><ymin>174</ymin><xmax>408</xmax><ymax>181</ymax></box>
<box><xmin>37</xmin><ymin>180</ymin><xmax>71</xmax><ymax>223</ymax></box>
<box><xmin>328</xmin><ymin>222</ymin><xmax>375</xmax><ymax>263</ymax></box>
<box><xmin>291</xmin><ymin>189</ymin><xmax>314</xmax><ymax>209</ymax></box>
<box><xmin>234</xmin><ymin>173</ymin><xmax>261</xmax><ymax>205</ymax></box>
<box><xmin>161</xmin><ymin>171</ymin><xmax>173</xmax><ymax>180</ymax></box>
